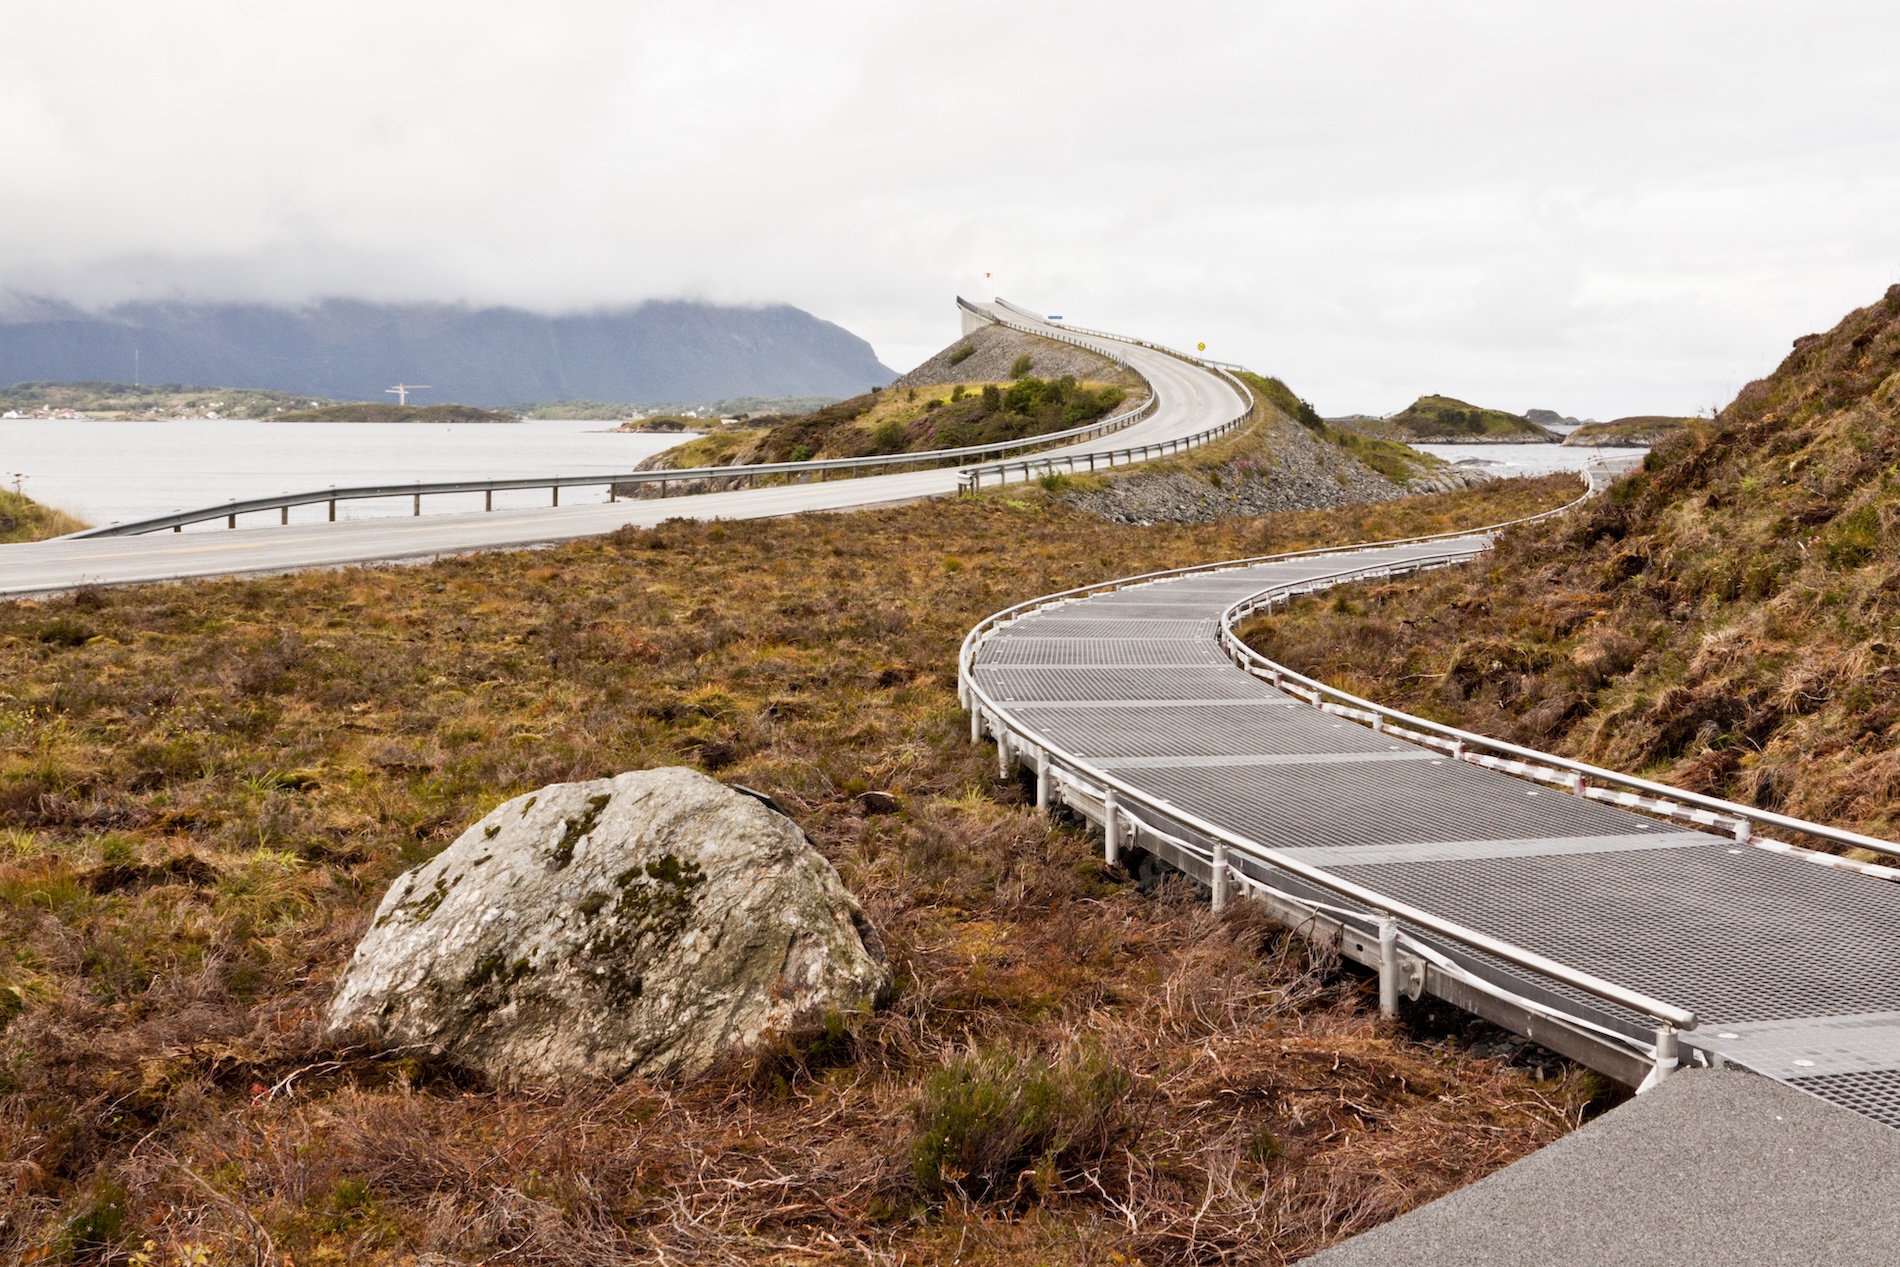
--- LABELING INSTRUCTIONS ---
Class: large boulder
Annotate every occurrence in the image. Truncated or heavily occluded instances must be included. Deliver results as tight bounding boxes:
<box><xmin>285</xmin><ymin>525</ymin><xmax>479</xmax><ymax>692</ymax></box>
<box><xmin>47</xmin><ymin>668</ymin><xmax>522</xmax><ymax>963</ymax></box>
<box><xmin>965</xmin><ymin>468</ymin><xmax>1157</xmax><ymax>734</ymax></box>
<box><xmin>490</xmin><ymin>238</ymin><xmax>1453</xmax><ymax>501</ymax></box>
<box><xmin>326</xmin><ymin>767</ymin><xmax>889</xmax><ymax>1083</ymax></box>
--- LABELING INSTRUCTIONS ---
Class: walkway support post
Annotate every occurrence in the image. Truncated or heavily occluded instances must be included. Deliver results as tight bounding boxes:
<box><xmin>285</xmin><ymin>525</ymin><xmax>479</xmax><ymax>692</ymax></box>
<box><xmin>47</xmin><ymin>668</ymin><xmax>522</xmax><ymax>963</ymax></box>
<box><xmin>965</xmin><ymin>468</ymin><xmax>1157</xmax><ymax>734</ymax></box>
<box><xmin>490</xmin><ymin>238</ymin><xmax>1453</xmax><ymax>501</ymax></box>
<box><xmin>1378</xmin><ymin>916</ymin><xmax>1400</xmax><ymax>1018</ymax></box>
<box><xmin>1035</xmin><ymin>750</ymin><xmax>1051</xmax><ymax>811</ymax></box>
<box><xmin>998</xmin><ymin>733</ymin><xmax>1012</xmax><ymax>779</ymax></box>
<box><xmin>970</xmin><ymin>706</ymin><xmax>982</xmax><ymax>743</ymax></box>
<box><xmin>1103</xmin><ymin>790</ymin><xmax>1120</xmax><ymax>865</ymax></box>
<box><xmin>1640</xmin><ymin>1025</ymin><xmax>1679</xmax><ymax>1093</ymax></box>
<box><xmin>1211</xmin><ymin>844</ymin><xmax>1230</xmax><ymax>911</ymax></box>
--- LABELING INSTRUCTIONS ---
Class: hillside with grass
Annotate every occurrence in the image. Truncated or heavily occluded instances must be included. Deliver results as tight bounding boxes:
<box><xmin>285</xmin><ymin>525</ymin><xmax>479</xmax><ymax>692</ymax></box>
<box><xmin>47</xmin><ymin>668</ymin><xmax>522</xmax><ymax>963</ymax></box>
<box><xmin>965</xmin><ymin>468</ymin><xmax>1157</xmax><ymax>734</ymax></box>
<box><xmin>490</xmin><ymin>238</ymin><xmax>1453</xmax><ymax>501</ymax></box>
<box><xmin>633</xmin><ymin>371</ymin><xmax>1137</xmax><ymax>488</ymax></box>
<box><xmin>1239</xmin><ymin>282</ymin><xmax>1900</xmax><ymax>856</ymax></box>
<box><xmin>1056</xmin><ymin>370</ymin><xmax>1478</xmax><ymax>524</ymax></box>
<box><xmin>0</xmin><ymin>478</ymin><xmax>1597</xmax><ymax>1264</ymax></box>
<box><xmin>1341</xmin><ymin>395</ymin><xmax>1556</xmax><ymax>443</ymax></box>
<box><xmin>0</xmin><ymin>491</ymin><xmax>89</xmax><ymax>543</ymax></box>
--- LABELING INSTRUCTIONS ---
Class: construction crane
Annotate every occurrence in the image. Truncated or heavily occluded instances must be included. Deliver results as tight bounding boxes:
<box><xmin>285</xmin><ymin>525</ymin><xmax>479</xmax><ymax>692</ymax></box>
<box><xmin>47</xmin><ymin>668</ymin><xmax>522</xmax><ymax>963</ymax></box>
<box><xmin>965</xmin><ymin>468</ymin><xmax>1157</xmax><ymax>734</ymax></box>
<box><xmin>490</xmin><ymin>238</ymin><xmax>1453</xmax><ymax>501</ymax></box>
<box><xmin>384</xmin><ymin>383</ymin><xmax>432</xmax><ymax>406</ymax></box>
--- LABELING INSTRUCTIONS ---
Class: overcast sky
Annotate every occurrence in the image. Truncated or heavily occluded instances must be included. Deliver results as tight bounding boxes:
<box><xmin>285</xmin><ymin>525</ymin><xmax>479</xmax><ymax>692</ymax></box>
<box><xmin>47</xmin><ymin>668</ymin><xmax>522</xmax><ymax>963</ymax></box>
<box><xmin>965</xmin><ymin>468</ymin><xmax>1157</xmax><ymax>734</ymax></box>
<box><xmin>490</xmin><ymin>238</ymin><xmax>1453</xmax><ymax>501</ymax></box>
<box><xmin>3</xmin><ymin>1</ymin><xmax>1897</xmax><ymax>416</ymax></box>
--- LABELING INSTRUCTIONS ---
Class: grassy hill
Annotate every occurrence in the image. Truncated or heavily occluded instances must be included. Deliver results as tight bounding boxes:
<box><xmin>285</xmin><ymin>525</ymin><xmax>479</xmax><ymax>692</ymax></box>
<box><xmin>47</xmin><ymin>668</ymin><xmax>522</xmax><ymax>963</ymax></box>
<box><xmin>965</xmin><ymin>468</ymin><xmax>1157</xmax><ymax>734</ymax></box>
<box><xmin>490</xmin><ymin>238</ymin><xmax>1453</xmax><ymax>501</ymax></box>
<box><xmin>0</xmin><ymin>490</ymin><xmax>89</xmax><ymax>543</ymax></box>
<box><xmin>1562</xmin><ymin>415</ymin><xmax>1694</xmax><ymax>447</ymax></box>
<box><xmin>639</xmin><ymin>374</ymin><xmax>1133</xmax><ymax>475</ymax></box>
<box><xmin>1239</xmin><ymin>282</ymin><xmax>1900</xmax><ymax>855</ymax></box>
<box><xmin>0</xmin><ymin>478</ymin><xmax>1593</xmax><ymax>1264</ymax></box>
<box><xmin>1342</xmin><ymin>395</ymin><xmax>1556</xmax><ymax>443</ymax></box>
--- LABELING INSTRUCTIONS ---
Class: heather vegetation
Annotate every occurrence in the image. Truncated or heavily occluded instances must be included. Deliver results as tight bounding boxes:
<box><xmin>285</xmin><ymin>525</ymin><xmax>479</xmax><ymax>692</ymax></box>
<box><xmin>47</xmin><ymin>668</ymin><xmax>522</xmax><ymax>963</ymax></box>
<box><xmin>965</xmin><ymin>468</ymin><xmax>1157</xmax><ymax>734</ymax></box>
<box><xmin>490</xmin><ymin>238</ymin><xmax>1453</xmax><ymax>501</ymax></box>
<box><xmin>1240</xmin><ymin>284</ymin><xmax>1900</xmax><ymax>860</ymax></box>
<box><xmin>0</xmin><ymin>479</ymin><xmax>1593</xmax><ymax>1264</ymax></box>
<box><xmin>0</xmin><ymin>491</ymin><xmax>89</xmax><ymax>544</ymax></box>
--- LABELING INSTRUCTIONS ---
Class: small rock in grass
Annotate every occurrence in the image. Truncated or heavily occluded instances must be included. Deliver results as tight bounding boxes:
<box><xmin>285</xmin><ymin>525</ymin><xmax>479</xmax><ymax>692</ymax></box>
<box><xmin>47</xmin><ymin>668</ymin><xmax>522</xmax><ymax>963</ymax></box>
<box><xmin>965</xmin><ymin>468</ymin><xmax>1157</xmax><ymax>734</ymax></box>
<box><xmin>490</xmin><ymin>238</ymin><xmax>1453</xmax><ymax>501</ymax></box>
<box><xmin>326</xmin><ymin>767</ymin><xmax>889</xmax><ymax>1083</ymax></box>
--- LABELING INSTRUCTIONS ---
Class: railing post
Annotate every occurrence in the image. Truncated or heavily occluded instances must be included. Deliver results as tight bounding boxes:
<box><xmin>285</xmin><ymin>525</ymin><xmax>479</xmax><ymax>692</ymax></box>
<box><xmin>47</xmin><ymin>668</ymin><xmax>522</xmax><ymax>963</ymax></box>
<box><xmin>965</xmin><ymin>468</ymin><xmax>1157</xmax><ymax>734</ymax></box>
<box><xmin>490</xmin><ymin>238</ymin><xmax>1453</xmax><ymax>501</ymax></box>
<box><xmin>609</xmin><ymin>484</ymin><xmax>617</xmax><ymax>503</ymax></box>
<box><xmin>1210</xmin><ymin>844</ymin><xmax>1229</xmax><ymax>911</ymax></box>
<box><xmin>552</xmin><ymin>486</ymin><xmax>559</xmax><ymax>507</ymax></box>
<box><xmin>1035</xmin><ymin>749</ymin><xmax>1051</xmax><ymax>811</ymax></box>
<box><xmin>328</xmin><ymin>498</ymin><xmax>336</xmax><ymax>522</ymax></box>
<box><xmin>280</xmin><ymin>506</ymin><xmax>288</xmax><ymax>525</ymax></box>
<box><xmin>1102</xmin><ymin>790</ymin><xmax>1120</xmax><ymax>865</ymax></box>
<box><xmin>485</xmin><ymin>489</ymin><xmax>493</xmax><ymax>511</ymax></box>
<box><xmin>1640</xmin><ymin>1025</ymin><xmax>1679</xmax><ymax>1093</ymax></box>
<box><xmin>413</xmin><ymin>493</ymin><xmax>421</xmax><ymax>516</ymax></box>
<box><xmin>1733</xmin><ymin>817</ymin><xmax>1753</xmax><ymax>844</ymax></box>
<box><xmin>227</xmin><ymin>513</ymin><xmax>236</xmax><ymax>529</ymax></box>
<box><xmin>1378</xmin><ymin>916</ymin><xmax>1400</xmax><ymax>1017</ymax></box>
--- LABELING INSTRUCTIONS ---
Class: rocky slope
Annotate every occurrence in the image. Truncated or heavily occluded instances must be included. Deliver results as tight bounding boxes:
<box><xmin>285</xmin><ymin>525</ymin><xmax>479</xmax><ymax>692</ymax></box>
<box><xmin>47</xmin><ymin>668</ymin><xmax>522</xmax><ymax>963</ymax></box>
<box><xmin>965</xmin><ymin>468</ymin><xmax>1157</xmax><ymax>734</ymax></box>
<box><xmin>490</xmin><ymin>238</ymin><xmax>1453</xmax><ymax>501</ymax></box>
<box><xmin>1060</xmin><ymin>373</ymin><xmax>1488</xmax><ymax>524</ymax></box>
<box><xmin>894</xmin><ymin>323</ymin><xmax>1139</xmax><ymax>391</ymax></box>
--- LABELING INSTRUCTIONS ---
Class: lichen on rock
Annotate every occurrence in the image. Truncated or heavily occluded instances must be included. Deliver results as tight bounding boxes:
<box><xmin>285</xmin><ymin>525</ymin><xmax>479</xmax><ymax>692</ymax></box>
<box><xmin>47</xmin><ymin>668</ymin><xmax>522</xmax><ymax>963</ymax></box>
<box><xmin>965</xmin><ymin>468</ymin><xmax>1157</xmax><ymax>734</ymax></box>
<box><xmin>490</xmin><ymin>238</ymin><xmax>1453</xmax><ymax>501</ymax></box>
<box><xmin>326</xmin><ymin>767</ymin><xmax>890</xmax><ymax>1083</ymax></box>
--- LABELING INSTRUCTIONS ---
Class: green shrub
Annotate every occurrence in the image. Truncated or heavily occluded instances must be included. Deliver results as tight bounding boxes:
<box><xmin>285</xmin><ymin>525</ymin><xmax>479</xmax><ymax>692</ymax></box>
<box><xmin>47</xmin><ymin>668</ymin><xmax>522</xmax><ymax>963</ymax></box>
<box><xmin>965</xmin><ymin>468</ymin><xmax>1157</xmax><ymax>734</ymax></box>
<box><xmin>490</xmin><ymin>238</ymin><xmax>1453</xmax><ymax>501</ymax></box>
<box><xmin>910</xmin><ymin>1043</ymin><xmax>1131</xmax><ymax>1202</ymax></box>
<box><xmin>1009</xmin><ymin>353</ymin><xmax>1033</xmax><ymax>379</ymax></box>
<box><xmin>981</xmin><ymin>384</ymin><xmax>1003</xmax><ymax>411</ymax></box>
<box><xmin>1037</xmin><ymin>472</ymin><xmax>1073</xmax><ymax>492</ymax></box>
<box><xmin>871</xmin><ymin>418</ymin><xmax>908</xmax><ymax>453</ymax></box>
<box><xmin>950</xmin><ymin>385</ymin><xmax>966</xmax><ymax>402</ymax></box>
<box><xmin>947</xmin><ymin>344</ymin><xmax>975</xmax><ymax>366</ymax></box>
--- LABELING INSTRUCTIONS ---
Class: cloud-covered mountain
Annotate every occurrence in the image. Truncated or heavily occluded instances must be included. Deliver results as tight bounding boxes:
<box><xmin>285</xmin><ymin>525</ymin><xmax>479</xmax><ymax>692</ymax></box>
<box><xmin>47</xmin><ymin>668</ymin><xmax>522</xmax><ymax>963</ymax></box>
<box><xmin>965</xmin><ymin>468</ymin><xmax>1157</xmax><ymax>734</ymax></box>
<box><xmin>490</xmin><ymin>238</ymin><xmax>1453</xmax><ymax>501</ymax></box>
<box><xmin>0</xmin><ymin>297</ymin><xmax>896</xmax><ymax>405</ymax></box>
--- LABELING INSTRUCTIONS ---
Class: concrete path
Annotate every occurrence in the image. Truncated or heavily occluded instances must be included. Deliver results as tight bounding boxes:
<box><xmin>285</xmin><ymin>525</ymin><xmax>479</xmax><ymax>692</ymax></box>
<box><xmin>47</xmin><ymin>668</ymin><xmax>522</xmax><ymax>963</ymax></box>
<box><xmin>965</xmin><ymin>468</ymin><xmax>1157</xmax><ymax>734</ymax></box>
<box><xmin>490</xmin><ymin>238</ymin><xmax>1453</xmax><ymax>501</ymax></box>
<box><xmin>0</xmin><ymin>301</ymin><xmax>1245</xmax><ymax>597</ymax></box>
<box><xmin>1303</xmin><ymin>1070</ymin><xmax>1900</xmax><ymax>1266</ymax></box>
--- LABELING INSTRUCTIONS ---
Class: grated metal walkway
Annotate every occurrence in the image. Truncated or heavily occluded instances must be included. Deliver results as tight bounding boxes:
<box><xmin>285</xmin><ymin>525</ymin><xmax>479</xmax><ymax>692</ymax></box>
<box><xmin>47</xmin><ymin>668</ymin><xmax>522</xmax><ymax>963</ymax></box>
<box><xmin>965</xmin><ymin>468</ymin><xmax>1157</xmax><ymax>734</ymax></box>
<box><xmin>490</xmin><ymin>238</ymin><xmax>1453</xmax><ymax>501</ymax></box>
<box><xmin>963</xmin><ymin>541</ymin><xmax>1900</xmax><ymax>1129</ymax></box>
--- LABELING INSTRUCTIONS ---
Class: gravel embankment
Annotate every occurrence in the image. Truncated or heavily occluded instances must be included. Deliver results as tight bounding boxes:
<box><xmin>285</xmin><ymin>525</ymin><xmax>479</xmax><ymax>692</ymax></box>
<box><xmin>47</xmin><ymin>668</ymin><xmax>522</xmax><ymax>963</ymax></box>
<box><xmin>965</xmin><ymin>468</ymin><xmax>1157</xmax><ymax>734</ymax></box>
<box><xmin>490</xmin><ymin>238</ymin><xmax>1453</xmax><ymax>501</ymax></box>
<box><xmin>1060</xmin><ymin>411</ymin><xmax>1489</xmax><ymax>524</ymax></box>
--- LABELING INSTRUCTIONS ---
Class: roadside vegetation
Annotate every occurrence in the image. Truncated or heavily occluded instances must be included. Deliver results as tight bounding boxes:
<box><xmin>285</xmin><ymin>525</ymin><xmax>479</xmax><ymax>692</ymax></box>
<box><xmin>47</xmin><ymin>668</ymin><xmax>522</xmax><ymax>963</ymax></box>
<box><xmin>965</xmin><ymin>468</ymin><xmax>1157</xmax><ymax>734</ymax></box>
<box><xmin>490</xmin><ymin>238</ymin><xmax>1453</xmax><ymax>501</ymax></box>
<box><xmin>0</xmin><ymin>491</ymin><xmax>89</xmax><ymax>544</ymax></box>
<box><xmin>0</xmin><ymin>478</ymin><xmax>1592</xmax><ymax>1264</ymax></box>
<box><xmin>1239</xmin><ymin>373</ymin><xmax>1446</xmax><ymax>484</ymax></box>
<box><xmin>1239</xmin><ymin>284</ymin><xmax>1900</xmax><ymax>858</ymax></box>
<box><xmin>640</xmin><ymin>375</ymin><xmax>1134</xmax><ymax>471</ymax></box>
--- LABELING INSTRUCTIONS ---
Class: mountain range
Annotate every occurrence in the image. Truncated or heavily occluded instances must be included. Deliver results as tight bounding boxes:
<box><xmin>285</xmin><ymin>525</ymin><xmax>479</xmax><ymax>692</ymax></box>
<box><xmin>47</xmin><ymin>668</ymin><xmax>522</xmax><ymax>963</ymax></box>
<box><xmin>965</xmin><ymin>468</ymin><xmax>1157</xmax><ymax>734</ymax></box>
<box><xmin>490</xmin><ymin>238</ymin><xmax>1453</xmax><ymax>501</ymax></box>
<box><xmin>0</xmin><ymin>295</ymin><xmax>897</xmax><ymax>406</ymax></box>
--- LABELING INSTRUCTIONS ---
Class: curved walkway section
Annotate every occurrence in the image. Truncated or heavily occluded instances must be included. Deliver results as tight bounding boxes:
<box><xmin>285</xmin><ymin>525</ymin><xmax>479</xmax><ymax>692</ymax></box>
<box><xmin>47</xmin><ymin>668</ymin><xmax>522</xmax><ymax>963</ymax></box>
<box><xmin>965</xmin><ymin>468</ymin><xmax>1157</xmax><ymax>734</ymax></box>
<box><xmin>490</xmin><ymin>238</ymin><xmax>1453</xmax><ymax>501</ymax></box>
<box><xmin>0</xmin><ymin>300</ymin><xmax>1248</xmax><ymax>596</ymax></box>
<box><xmin>961</xmin><ymin>535</ymin><xmax>1900</xmax><ymax>1127</ymax></box>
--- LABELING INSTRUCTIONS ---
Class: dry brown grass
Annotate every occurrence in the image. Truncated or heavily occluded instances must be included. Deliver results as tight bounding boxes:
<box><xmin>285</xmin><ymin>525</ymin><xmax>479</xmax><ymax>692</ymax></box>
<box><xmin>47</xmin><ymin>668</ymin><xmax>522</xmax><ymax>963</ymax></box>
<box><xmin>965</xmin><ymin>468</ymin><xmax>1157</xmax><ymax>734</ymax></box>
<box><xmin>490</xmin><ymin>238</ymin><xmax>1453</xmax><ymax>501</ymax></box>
<box><xmin>1238</xmin><ymin>284</ymin><xmax>1900</xmax><ymax>858</ymax></box>
<box><xmin>0</xmin><ymin>479</ymin><xmax>1591</xmax><ymax>1264</ymax></box>
<box><xmin>0</xmin><ymin>491</ymin><xmax>90</xmax><ymax>544</ymax></box>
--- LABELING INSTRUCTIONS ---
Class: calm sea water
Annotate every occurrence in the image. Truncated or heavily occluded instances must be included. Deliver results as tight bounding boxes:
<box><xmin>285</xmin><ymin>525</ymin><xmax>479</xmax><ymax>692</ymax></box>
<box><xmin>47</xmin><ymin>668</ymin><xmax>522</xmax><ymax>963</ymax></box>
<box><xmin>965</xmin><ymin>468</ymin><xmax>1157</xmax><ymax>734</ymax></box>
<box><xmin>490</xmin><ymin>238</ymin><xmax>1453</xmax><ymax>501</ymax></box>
<box><xmin>1412</xmin><ymin>441</ymin><xmax>1641</xmax><ymax>480</ymax></box>
<box><xmin>0</xmin><ymin>417</ymin><xmax>688</xmax><ymax>531</ymax></box>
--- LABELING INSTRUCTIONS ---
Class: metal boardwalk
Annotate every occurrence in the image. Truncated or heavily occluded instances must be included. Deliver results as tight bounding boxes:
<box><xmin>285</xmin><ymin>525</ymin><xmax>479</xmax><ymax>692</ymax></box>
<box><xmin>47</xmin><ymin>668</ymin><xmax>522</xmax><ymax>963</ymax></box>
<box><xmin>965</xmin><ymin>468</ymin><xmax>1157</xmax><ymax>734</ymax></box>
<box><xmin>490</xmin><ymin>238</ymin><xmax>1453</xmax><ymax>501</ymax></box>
<box><xmin>962</xmin><ymin>540</ymin><xmax>1900</xmax><ymax>1129</ymax></box>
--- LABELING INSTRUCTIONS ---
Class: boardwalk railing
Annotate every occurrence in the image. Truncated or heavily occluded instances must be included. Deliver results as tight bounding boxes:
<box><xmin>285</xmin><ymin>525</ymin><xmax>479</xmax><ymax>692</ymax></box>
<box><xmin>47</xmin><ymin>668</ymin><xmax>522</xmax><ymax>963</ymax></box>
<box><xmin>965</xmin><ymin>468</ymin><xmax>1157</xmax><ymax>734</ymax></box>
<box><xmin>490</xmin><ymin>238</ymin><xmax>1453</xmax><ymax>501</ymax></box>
<box><xmin>964</xmin><ymin>462</ymin><xmax>1900</xmax><ymax>1085</ymax></box>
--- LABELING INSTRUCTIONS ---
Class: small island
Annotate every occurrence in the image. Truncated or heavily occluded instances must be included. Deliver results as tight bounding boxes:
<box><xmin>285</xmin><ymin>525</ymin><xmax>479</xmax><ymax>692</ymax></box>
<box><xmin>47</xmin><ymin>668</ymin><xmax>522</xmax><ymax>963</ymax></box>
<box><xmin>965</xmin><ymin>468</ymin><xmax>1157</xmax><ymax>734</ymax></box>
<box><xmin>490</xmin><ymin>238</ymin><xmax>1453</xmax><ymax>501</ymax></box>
<box><xmin>1562</xmin><ymin>415</ymin><xmax>1694</xmax><ymax>446</ymax></box>
<box><xmin>269</xmin><ymin>403</ymin><xmax>520</xmax><ymax>424</ymax></box>
<box><xmin>1334</xmin><ymin>395</ymin><xmax>1558</xmax><ymax>443</ymax></box>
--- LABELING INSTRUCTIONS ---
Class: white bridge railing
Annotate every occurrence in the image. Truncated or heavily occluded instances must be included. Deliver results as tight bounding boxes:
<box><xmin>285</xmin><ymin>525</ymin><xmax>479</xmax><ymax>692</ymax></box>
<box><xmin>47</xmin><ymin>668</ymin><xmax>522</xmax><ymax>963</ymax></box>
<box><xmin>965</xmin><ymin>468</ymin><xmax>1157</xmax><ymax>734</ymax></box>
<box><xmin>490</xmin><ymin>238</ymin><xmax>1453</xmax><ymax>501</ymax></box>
<box><xmin>958</xmin><ymin>467</ymin><xmax>1900</xmax><ymax>1089</ymax></box>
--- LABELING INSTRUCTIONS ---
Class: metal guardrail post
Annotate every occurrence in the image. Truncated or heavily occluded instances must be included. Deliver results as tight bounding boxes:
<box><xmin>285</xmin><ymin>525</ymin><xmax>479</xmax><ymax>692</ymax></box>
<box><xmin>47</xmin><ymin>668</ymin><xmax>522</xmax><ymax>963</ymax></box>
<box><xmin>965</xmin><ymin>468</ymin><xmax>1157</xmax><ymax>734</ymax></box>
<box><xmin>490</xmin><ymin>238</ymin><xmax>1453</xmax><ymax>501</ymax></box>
<box><xmin>1640</xmin><ymin>1025</ymin><xmax>1679</xmax><ymax>1093</ymax></box>
<box><xmin>1211</xmin><ymin>843</ymin><xmax>1229</xmax><ymax>911</ymax></box>
<box><xmin>328</xmin><ymin>499</ymin><xmax>336</xmax><ymax>522</ymax></box>
<box><xmin>485</xmin><ymin>490</ymin><xmax>493</xmax><ymax>511</ymax></box>
<box><xmin>1103</xmin><ymin>790</ymin><xmax>1120</xmax><ymax>865</ymax></box>
<box><xmin>1035</xmin><ymin>749</ymin><xmax>1051</xmax><ymax>811</ymax></box>
<box><xmin>1378</xmin><ymin>916</ymin><xmax>1400</xmax><ymax>1017</ymax></box>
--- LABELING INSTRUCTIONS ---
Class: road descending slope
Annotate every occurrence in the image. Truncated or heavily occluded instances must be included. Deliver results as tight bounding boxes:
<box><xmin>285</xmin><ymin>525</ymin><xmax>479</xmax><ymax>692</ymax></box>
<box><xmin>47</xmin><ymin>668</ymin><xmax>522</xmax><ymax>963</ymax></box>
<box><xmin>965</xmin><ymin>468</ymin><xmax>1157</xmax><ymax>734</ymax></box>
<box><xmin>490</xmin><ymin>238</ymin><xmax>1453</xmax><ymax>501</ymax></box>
<box><xmin>962</xmin><ymin>532</ymin><xmax>1900</xmax><ymax>1129</ymax></box>
<box><xmin>0</xmin><ymin>301</ymin><xmax>1246</xmax><ymax>596</ymax></box>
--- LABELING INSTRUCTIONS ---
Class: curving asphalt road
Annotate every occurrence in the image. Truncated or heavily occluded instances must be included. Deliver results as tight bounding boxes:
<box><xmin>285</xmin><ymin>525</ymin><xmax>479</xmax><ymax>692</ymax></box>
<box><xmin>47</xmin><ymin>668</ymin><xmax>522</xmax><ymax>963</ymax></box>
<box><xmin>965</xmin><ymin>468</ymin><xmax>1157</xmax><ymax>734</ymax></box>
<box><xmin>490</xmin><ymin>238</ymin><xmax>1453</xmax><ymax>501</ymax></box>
<box><xmin>0</xmin><ymin>301</ymin><xmax>1246</xmax><ymax>598</ymax></box>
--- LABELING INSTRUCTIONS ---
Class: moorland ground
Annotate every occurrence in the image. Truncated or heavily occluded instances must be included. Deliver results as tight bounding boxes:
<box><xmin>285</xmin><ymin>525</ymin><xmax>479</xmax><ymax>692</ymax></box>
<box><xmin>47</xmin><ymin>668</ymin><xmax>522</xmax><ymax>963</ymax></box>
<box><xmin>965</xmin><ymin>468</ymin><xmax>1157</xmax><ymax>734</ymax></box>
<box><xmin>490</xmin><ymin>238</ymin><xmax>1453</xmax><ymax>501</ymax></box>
<box><xmin>0</xmin><ymin>475</ymin><xmax>1594</xmax><ymax>1265</ymax></box>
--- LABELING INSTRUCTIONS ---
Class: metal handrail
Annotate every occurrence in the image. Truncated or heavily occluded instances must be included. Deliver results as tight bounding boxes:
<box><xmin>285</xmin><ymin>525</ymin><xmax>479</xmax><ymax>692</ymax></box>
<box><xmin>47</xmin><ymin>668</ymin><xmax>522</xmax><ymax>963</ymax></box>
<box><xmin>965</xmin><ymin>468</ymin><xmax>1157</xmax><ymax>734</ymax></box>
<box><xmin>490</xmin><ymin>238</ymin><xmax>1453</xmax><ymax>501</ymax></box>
<box><xmin>68</xmin><ymin>301</ymin><xmax>1165</xmax><ymax>539</ymax></box>
<box><xmin>952</xmin><ymin>308</ymin><xmax>1257</xmax><ymax>492</ymax></box>
<box><xmin>1217</xmin><ymin>576</ymin><xmax>1900</xmax><ymax>866</ymax></box>
<box><xmin>66</xmin><ymin>391</ymin><xmax>1161</xmax><ymax>538</ymax></box>
<box><xmin>959</xmin><ymin>469</ymin><xmax>1711</xmax><ymax>1044</ymax></box>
